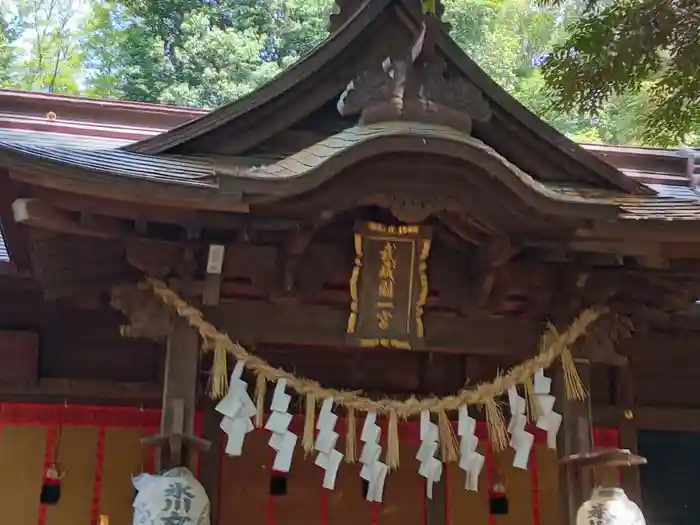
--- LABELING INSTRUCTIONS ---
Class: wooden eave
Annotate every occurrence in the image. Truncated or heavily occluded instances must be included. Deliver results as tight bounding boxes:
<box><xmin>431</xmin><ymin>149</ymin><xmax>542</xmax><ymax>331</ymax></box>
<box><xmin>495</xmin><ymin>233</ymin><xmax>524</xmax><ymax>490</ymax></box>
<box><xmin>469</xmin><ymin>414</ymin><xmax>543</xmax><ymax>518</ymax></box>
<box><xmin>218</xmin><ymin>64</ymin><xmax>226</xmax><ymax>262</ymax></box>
<box><xmin>122</xmin><ymin>0</ymin><xmax>651</xmax><ymax>196</ymax></box>
<box><xmin>0</xmin><ymin>141</ymin><xmax>248</xmax><ymax>211</ymax></box>
<box><xmin>4</xmin><ymin>122</ymin><xmax>700</xmax><ymax>230</ymax></box>
<box><xmin>0</xmin><ymin>123</ymin><xmax>625</xmax><ymax>220</ymax></box>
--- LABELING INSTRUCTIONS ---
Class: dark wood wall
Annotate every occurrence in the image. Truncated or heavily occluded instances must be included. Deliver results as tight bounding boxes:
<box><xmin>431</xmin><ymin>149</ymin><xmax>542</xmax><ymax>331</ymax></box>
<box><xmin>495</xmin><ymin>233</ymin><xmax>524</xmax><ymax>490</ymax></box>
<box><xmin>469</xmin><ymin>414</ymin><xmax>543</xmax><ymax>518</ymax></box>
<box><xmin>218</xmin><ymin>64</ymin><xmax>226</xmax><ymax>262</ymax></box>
<box><xmin>0</xmin><ymin>276</ymin><xmax>161</xmax><ymax>394</ymax></box>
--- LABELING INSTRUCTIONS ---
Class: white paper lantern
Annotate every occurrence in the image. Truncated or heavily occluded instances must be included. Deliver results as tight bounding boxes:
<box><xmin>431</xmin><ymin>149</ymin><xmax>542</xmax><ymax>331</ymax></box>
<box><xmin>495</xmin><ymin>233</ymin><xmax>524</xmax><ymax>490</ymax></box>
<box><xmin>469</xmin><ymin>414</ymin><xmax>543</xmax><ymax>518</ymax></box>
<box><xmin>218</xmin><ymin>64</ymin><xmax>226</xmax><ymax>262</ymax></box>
<box><xmin>577</xmin><ymin>487</ymin><xmax>646</xmax><ymax>525</ymax></box>
<box><xmin>133</xmin><ymin>467</ymin><xmax>210</xmax><ymax>525</ymax></box>
<box><xmin>563</xmin><ymin>449</ymin><xmax>647</xmax><ymax>525</ymax></box>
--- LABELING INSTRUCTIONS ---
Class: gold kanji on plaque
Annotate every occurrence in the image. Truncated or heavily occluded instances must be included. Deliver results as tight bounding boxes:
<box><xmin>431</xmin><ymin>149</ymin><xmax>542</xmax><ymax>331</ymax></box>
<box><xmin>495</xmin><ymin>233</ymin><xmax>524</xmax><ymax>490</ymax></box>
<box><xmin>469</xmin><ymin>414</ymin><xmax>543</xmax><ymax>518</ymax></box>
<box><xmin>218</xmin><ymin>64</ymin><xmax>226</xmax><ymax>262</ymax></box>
<box><xmin>347</xmin><ymin>222</ymin><xmax>432</xmax><ymax>350</ymax></box>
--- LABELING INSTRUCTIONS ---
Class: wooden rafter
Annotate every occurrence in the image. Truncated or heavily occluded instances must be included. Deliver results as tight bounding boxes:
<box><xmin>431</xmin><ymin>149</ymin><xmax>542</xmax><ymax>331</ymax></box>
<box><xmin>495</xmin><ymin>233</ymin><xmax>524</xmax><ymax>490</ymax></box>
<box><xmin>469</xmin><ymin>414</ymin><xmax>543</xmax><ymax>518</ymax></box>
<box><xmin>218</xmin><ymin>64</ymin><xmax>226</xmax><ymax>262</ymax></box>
<box><xmin>13</xmin><ymin>198</ymin><xmax>125</xmax><ymax>239</ymax></box>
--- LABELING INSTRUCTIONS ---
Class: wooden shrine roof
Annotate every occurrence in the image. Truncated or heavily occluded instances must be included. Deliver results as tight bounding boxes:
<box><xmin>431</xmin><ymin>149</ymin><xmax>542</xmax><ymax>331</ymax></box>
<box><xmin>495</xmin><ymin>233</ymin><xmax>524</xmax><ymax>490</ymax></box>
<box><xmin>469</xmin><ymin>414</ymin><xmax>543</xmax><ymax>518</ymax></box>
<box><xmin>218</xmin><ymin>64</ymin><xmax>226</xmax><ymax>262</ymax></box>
<box><xmin>2</xmin><ymin>121</ymin><xmax>700</xmax><ymax>224</ymax></box>
<box><xmin>0</xmin><ymin>0</ymin><xmax>651</xmax><ymax>196</ymax></box>
<box><xmin>0</xmin><ymin>116</ymin><xmax>691</xmax><ymax>190</ymax></box>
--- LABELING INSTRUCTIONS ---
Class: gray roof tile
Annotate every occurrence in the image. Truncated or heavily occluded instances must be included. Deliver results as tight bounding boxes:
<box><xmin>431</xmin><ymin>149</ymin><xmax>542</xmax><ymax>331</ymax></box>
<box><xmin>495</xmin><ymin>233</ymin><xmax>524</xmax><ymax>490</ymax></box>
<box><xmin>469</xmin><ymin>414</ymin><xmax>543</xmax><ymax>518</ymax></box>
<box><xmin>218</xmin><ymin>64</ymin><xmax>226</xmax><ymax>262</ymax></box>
<box><xmin>0</xmin><ymin>128</ymin><xmax>135</xmax><ymax>150</ymax></box>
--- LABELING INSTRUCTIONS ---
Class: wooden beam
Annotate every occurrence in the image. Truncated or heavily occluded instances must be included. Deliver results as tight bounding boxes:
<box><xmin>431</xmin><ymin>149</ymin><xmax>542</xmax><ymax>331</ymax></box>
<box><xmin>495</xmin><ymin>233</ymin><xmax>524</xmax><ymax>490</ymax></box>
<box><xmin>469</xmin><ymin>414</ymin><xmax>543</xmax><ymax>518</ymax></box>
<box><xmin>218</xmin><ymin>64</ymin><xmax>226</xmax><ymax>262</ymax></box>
<box><xmin>13</xmin><ymin>197</ymin><xmax>206</xmax><ymax>245</ymax></box>
<box><xmin>11</xmin><ymin>197</ymin><xmax>289</xmax><ymax>245</ymax></box>
<box><xmin>0</xmin><ymin>170</ymin><xmax>31</xmax><ymax>271</ymax></box>
<box><xmin>33</xmin><ymin>187</ymin><xmax>250</xmax><ymax>227</ymax></box>
<box><xmin>13</xmin><ymin>198</ymin><xmax>125</xmax><ymax>239</ymax></box>
<box><xmin>576</xmin><ymin>223</ymin><xmax>700</xmax><ymax>244</ymax></box>
<box><xmin>202</xmin><ymin>244</ymin><xmax>224</xmax><ymax>306</ymax></box>
<box><xmin>208</xmin><ymin>299</ymin><xmax>700</xmax><ymax>357</ymax></box>
<box><xmin>0</xmin><ymin>378</ymin><xmax>162</xmax><ymax>403</ymax></box>
<box><xmin>207</xmin><ymin>301</ymin><xmax>542</xmax><ymax>355</ymax></box>
<box><xmin>593</xmin><ymin>404</ymin><xmax>700</xmax><ymax>433</ymax></box>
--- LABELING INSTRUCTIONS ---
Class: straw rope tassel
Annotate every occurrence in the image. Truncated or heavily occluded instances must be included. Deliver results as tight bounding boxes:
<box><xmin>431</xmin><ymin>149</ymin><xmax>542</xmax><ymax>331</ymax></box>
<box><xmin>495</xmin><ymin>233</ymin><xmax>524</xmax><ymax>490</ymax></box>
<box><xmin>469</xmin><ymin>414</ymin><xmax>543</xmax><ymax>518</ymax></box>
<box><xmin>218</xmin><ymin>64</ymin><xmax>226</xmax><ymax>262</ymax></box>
<box><xmin>209</xmin><ymin>341</ymin><xmax>229</xmax><ymax>399</ymax></box>
<box><xmin>254</xmin><ymin>373</ymin><xmax>268</xmax><ymax>427</ymax></box>
<box><xmin>484</xmin><ymin>399</ymin><xmax>508</xmax><ymax>452</ymax></box>
<box><xmin>345</xmin><ymin>407</ymin><xmax>357</xmax><ymax>463</ymax></box>
<box><xmin>523</xmin><ymin>377</ymin><xmax>541</xmax><ymax>422</ymax></box>
<box><xmin>386</xmin><ymin>410</ymin><xmax>400</xmax><ymax>469</ymax></box>
<box><xmin>303</xmin><ymin>393</ymin><xmax>317</xmax><ymax>455</ymax></box>
<box><xmin>561</xmin><ymin>347</ymin><xmax>587</xmax><ymax>401</ymax></box>
<box><xmin>437</xmin><ymin>410</ymin><xmax>459</xmax><ymax>463</ymax></box>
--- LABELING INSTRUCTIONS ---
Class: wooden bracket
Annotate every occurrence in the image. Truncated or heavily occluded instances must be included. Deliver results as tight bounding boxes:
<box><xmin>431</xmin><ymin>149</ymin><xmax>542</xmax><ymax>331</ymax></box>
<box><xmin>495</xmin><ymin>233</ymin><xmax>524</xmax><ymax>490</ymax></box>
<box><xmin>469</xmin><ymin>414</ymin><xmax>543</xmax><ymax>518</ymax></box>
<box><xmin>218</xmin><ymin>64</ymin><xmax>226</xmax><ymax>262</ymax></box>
<box><xmin>141</xmin><ymin>398</ymin><xmax>211</xmax><ymax>469</ymax></box>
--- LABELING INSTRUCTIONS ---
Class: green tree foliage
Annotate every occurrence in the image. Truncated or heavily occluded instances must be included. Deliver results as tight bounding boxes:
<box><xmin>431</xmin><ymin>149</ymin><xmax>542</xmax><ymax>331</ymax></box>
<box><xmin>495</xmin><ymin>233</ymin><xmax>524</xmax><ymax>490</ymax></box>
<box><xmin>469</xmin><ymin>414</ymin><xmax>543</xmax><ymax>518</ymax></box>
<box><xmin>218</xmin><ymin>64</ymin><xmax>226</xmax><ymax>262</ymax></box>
<box><xmin>0</xmin><ymin>15</ymin><xmax>18</xmax><ymax>85</ymax></box>
<box><xmin>3</xmin><ymin>0</ymin><xmax>85</xmax><ymax>93</ymax></box>
<box><xmin>0</xmin><ymin>0</ymin><xmax>690</xmax><ymax>146</ymax></box>
<box><xmin>540</xmin><ymin>0</ymin><xmax>700</xmax><ymax>146</ymax></box>
<box><xmin>82</xmin><ymin>0</ymin><xmax>331</xmax><ymax>108</ymax></box>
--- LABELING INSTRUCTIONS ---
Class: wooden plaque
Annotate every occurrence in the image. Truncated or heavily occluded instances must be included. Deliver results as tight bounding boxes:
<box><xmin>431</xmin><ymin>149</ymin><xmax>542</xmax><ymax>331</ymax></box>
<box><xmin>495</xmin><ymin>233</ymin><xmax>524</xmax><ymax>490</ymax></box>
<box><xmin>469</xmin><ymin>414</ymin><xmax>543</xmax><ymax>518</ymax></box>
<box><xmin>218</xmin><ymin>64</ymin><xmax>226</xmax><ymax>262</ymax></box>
<box><xmin>347</xmin><ymin>221</ymin><xmax>432</xmax><ymax>349</ymax></box>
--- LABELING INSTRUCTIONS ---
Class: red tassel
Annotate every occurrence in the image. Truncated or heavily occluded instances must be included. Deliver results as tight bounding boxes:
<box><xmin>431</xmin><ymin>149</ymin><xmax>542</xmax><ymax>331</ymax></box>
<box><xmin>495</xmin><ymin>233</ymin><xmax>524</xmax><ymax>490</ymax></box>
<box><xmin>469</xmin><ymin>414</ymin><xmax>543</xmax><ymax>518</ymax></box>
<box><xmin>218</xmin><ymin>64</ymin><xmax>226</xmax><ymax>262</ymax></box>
<box><xmin>40</xmin><ymin>464</ymin><xmax>63</xmax><ymax>505</ymax></box>
<box><xmin>489</xmin><ymin>482</ymin><xmax>509</xmax><ymax>515</ymax></box>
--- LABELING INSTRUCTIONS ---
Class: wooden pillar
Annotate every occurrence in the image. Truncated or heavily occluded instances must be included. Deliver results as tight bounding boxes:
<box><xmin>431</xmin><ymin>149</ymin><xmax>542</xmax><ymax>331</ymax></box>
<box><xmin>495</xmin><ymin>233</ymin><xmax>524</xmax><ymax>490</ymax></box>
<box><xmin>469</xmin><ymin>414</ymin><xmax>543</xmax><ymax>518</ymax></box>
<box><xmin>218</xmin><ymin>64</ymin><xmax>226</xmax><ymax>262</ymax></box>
<box><xmin>142</xmin><ymin>319</ymin><xmax>210</xmax><ymax>472</ymax></box>
<box><xmin>423</xmin><ymin>354</ymin><xmax>449</xmax><ymax>525</ymax></box>
<box><xmin>200</xmin><ymin>401</ymin><xmax>222</xmax><ymax>525</ymax></box>
<box><xmin>557</xmin><ymin>361</ymin><xmax>594</xmax><ymax>525</ymax></box>
<box><xmin>159</xmin><ymin>320</ymin><xmax>200</xmax><ymax>469</ymax></box>
<box><xmin>615</xmin><ymin>364</ymin><xmax>641</xmax><ymax>506</ymax></box>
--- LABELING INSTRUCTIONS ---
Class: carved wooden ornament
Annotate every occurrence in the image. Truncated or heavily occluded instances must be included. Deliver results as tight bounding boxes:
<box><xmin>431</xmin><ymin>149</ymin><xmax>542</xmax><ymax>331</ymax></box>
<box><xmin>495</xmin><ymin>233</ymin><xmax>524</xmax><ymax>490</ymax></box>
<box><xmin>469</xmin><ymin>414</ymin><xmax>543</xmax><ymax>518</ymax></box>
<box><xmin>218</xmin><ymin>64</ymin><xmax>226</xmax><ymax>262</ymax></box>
<box><xmin>347</xmin><ymin>221</ymin><xmax>432</xmax><ymax>349</ymax></box>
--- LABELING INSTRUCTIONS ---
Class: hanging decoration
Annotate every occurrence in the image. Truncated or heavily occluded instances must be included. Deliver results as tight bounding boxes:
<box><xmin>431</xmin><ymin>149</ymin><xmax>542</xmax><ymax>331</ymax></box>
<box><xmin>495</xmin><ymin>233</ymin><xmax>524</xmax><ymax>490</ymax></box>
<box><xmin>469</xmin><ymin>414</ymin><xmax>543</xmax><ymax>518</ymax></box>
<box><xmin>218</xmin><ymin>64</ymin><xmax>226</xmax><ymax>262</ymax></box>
<box><xmin>137</xmin><ymin>278</ymin><xmax>609</xmax><ymax>495</ymax></box>
<box><xmin>359</xmin><ymin>412</ymin><xmax>388</xmax><ymax>502</ymax></box>
<box><xmin>533</xmin><ymin>369</ymin><xmax>562</xmax><ymax>450</ymax></box>
<box><xmin>457</xmin><ymin>406</ymin><xmax>483</xmax><ymax>491</ymax></box>
<box><xmin>144</xmin><ymin>277</ymin><xmax>600</xmax><ymax>414</ymax></box>
<box><xmin>507</xmin><ymin>386</ymin><xmax>534</xmax><ymax>469</ymax></box>
<box><xmin>40</xmin><ymin>424</ymin><xmax>65</xmax><ymax>505</ymax></box>
<box><xmin>489</xmin><ymin>482</ymin><xmax>509</xmax><ymax>516</ymax></box>
<box><xmin>562</xmin><ymin>449</ymin><xmax>647</xmax><ymax>525</ymax></box>
<box><xmin>313</xmin><ymin>398</ymin><xmax>343</xmax><ymax>491</ymax></box>
<box><xmin>133</xmin><ymin>467</ymin><xmax>211</xmax><ymax>525</ymax></box>
<box><xmin>265</xmin><ymin>379</ymin><xmax>297</xmax><ymax>473</ymax></box>
<box><xmin>216</xmin><ymin>361</ymin><xmax>256</xmax><ymax>457</ymax></box>
<box><xmin>40</xmin><ymin>462</ymin><xmax>64</xmax><ymax>505</ymax></box>
<box><xmin>417</xmin><ymin>411</ymin><xmax>442</xmax><ymax>500</ymax></box>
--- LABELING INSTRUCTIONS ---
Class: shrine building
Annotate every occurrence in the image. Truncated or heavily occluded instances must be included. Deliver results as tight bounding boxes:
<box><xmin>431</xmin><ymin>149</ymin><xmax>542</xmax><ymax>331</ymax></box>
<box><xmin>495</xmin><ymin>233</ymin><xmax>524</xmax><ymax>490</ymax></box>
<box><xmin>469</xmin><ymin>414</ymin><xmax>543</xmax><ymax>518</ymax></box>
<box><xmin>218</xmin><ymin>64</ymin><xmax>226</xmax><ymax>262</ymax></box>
<box><xmin>1</xmin><ymin>1</ymin><xmax>700</xmax><ymax>524</ymax></box>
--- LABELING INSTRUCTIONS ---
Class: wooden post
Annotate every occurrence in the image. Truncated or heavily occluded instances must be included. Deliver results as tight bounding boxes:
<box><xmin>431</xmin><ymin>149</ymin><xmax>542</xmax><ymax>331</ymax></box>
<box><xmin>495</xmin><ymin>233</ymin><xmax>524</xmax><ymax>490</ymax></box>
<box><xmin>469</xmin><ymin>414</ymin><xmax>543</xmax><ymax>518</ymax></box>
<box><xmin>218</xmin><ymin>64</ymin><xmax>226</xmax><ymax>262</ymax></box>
<box><xmin>423</xmin><ymin>354</ymin><xmax>448</xmax><ymax>525</ymax></box>
<box><xmin>557</xmin><ymin>361</ymin><xmax>594</xmax><ymax>525</ymax></box>
<box><xmin>160</xmin><ymin>321</ymin><xmax>199</xmax><ymax>469</ymax></box>
<box><xmin>615</xmin><ymin>364</ymin><xmax>642</xmax><ymax>506</ymax></box>
<box><xmin>142</xmin><ymin>319</ymin><xmax>211</xmax><ymax>471</ymax></box>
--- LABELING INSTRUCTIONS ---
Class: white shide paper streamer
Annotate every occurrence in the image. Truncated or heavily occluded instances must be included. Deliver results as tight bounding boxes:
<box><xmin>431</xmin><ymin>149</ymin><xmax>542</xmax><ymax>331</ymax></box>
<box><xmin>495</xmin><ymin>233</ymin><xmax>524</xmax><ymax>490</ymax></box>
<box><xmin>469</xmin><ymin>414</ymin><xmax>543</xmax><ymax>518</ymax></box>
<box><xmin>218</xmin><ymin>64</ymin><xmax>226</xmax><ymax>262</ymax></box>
<box><xmin>457</xmin><ymin>405</ymin><xmax>484</xmax><ymax>491</ymax></box>
<box><xmin>507</xmin><ymin>386</ymin><xmax>534</xmax><ymax>470</ymax></box>
<box><xmin>265</xmin><ymin>378</ymin><xmax>298</xmax><ymax>472</ymax></box>
<box><xmin>534</xmin><ymin>368</ymin><xmax>562</xmax><ymax>450</ymax></box>
<box><xmin>417</xmin><ymin>410</ymin><xmax>443</xmax><ymax>499</ymax></box>
<box><xmin>359</xmin><ymin>412</ymin><xmax>388</xmax><ymax>503</ymax></box>
<box><xmin>313</xmin><ymin>398</ymin><xmax>343</xmax><ymax>490</ymax></box>
<box><xmin>216</xmin><ymin>361</ymin><xmax>255</xmax><ymax>456</ymax></box>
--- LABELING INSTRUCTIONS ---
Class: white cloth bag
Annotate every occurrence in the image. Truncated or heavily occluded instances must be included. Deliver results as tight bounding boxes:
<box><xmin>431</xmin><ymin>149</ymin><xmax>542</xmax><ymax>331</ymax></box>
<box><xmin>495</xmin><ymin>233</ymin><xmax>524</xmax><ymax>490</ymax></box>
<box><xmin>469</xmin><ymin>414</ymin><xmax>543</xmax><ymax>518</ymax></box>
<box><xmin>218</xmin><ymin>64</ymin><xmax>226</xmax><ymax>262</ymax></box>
<box><xmin>133</xmin><ymin>467</ymin><xmax>210</xmax><ymax>525</ymax></box>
